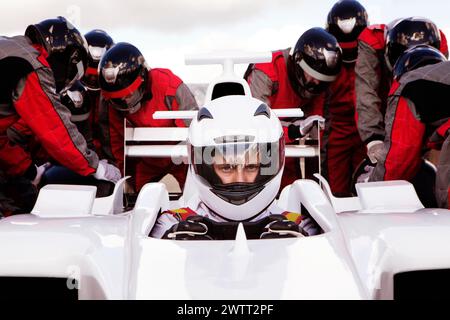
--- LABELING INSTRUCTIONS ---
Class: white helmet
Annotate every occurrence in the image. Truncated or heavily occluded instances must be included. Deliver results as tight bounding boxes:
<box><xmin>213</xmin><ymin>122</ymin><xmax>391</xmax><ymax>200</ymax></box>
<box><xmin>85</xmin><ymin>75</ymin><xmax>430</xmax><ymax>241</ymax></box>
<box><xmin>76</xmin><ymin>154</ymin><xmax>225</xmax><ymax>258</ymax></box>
<box><xmin>187</xmin><ymin>95</ymin><xmax>285</xmax><ymax>221</ymax></box>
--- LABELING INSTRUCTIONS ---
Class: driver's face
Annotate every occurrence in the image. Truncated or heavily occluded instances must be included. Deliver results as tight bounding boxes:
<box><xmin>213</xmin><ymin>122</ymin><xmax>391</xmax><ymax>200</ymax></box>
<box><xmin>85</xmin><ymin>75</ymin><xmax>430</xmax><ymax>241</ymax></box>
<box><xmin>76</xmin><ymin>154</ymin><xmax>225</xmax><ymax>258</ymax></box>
<box><xmin>213</xmin><ymin>151</ymin><xmax>260</xmax><ymax>184</ymax></box>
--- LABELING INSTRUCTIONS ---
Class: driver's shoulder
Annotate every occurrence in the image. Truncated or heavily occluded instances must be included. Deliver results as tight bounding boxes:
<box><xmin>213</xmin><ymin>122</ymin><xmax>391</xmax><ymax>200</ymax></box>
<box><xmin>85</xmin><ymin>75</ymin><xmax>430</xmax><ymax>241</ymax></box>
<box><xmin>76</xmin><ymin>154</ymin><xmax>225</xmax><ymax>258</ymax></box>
<box><xmin>280</xmin><ymin>212</ymin><xmax>303</xmax><ymax>225</ymax></box>
<box><xmin>263</xmin><ymin>204</ymin><xmax>303</xmax><ymax>225</ymax></box>
<box><xmin>158</xmin><ymin>195</ymin><xmax>205</xmax><ymax>222</ymax></box>
<box><xmin>160</xmin><ymin>207</ymin><xmax>199</xmax><ymax>222</ymax></box>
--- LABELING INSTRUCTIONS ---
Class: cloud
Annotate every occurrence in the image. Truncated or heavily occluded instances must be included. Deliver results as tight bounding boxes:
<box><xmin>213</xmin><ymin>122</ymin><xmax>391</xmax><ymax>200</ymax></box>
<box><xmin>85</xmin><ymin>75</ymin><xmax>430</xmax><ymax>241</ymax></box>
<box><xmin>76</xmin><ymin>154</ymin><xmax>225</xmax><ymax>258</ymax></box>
<box><xmin>2</xmin><ymin>0</ymin><xmax>313</xmax><ymax>85</ymax></box>
<box><xmin>14</xmin><ymin>0</ymin><xmax>450</xmax><ymax>85</ymax></box>
<box><xmin>143</xmin><ymin>23</ymin><xmax>308</xmax><ymax>83</ymax></box>
<box><xmin>2</xmin><ymin>0</ymin><xmax>305</xmax><ymax>35</ymax></box>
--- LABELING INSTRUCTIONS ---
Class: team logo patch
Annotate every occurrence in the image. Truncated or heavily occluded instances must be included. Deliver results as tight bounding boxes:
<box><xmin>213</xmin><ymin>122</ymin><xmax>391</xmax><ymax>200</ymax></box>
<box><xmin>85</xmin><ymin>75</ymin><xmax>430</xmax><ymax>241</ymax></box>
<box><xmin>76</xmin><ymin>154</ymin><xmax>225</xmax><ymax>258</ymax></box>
<box><xmin>282</xmin><ymin>212</ymin><xmax>303</xmax><ymax>225</ymax></box>
<box><xmin>165</xmin><ymin>208</ymin><xmax>198</xmax><ymax>221</ymax></box>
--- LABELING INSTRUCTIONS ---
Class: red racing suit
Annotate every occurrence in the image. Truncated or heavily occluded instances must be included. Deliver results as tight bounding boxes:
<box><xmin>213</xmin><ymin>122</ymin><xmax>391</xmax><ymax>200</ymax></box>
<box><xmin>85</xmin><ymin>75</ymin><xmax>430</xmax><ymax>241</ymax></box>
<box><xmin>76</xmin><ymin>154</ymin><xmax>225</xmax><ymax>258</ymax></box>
<box><xmin>355</xmin><ymin>24</ymin><xmax>449</xmax><ymax>144</ymax></box>
<box><xmin>322</xmin><ymin>63</ymin><xmax>365</xmax><ymax>196</ymax></box>
<box><xmin>99</xmin><ymin>68</ymin><xmax>198</xmax><ymax>191</ymax></box>
<box><xmin>0</xmin><ymin>36</ymin><xmax>99</xmax><ymax>180</ymax></box>
<box><xmin>87</xmin><ymin>90</ymin><xmax>103</xmax><ymax>157</ymax></box>
<box><xmin>369</xmin><ymin>62</ymin><xmax>450</xmax><ymax>209</ymax></box>
<box><xmin>244</xmin><ymin>49</ymin><xmax>325</xmax><ymax>189</ymax></box>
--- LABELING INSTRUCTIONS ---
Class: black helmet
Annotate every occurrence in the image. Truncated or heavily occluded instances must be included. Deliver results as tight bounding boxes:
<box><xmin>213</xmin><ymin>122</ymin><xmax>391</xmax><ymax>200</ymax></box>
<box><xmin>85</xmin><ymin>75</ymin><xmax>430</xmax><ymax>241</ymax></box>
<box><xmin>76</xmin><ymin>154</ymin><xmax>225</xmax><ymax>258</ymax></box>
<box><xmin>385</xmin><ymin>17</ymin><xmax>441</xmax><ymax>71</ymax></box>
<box><xmin>291</xmin><ymin>27</ymin><xmax>342</xmax><ymax>98</ymax></box>
<box><xmin>25</xmin><ymin>16</ymin><xmax>88</xmax><ymax>93</ymax></box>
<box><xmin>326</xmin><ymin>0</ymin><xmax>368</xmax><ymax>63</ymax></box>
<box><xmin>393</xmin><ymin>45</ymin><xmax>446</xmax><ymax>80</ymax></box>
<box><xmin>82</xmin><ymin>29</ymin><xmax>114</xmax><ymax>90</ymax></box>
<box><xmin>60</xmin><ymin>80</ymin><xmax>91</xmax><ymax>123</ymax></box>
<box><xmin>99</xmin><ymin>42</ymin><xmax>150</xmax><ymax>113</ymax></box>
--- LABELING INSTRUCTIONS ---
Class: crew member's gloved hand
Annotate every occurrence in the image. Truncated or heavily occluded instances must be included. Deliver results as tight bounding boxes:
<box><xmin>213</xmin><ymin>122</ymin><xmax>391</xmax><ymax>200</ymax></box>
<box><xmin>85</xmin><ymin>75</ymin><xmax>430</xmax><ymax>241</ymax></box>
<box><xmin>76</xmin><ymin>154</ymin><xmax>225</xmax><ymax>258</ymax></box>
<box><xmin>25</xmin><ymin>162</ymin><xmax>52</xmax><ymax>187</ymax></box>
<box><xmin>366</xmin><ymin>140</ymin><xmax>385</xmax><ymax>164</ymax></box>
<box><xmin>163</xmin><ymin>216</ymin><xmax>213</xmax><ymax>240</ymax></box>
<box><xmin>260</xmin><ymin>214</ymin><xmax>307</xmax><ymax>239</ymax></box>
<box><xmin>356</xmin><ymin>164</ymin><xmax>375</xmax><ymax>183</ymax></box>
<box><xmin>32</xmin><ymin>162</ymin><xmax>52</xmax><ymax>187</ymax></box>
<box><xmin>94</xmin><ymin>159</ymin><xmax>121</xmax><ymax>183</ymax></box>
<box><xmin>298</xmin><ymin>115</ymin><xmax>325</xmax><ymax>136</ymax></box>
<box><xmin>288</xmin><ymin>115</ymin><xmax>325</xmax><ymax>140</ymax></box>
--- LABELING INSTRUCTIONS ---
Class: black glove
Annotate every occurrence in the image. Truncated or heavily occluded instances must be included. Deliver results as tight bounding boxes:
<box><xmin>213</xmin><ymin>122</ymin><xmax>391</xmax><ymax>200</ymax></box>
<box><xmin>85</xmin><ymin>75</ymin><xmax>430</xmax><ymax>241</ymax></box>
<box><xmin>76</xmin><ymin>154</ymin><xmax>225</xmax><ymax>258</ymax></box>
<box><xmin>162</xmin><ymin>216</ymin><xmax>214</xmax><ymax>240</ymax></box>
<box><xmin>260</xmin><ymin>214</ymin><xmax>308</xmax><ymax>239</ymax></box>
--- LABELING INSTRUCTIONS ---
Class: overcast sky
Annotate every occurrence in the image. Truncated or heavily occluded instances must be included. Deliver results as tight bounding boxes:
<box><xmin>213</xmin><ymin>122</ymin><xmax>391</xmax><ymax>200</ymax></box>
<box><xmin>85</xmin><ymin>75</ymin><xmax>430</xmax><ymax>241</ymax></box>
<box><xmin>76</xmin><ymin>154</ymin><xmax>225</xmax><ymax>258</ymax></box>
<box><xmin>3</xmin><ymin>0</ymin><xmax>450</xmax><ymax>83</ymax></box>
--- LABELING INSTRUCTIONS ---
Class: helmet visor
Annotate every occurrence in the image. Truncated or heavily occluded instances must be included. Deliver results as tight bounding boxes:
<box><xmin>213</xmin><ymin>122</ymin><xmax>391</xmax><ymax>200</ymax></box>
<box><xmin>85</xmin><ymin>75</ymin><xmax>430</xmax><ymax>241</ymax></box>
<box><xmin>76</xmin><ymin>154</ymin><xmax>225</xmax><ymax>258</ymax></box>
<box><xmin>190</xmin><ymin>137</ymin><xmax>284</xmax><ymax>205</ymax></box>
<box><xmin>48</xmin><ymin>49</ymin><xmax>85</xmax><ymax>92</ymax></box>
<box><xmin>88</xmin><ymin>45</ymin><xmax>107</xmax><ymax>62</ymax></box>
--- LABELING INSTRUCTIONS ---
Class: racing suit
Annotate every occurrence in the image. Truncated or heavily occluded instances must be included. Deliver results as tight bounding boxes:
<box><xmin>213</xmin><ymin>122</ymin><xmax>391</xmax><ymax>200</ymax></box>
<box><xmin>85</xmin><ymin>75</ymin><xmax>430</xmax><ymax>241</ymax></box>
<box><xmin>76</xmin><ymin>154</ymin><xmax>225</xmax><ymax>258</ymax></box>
<box><xmin>369</xmin><ymin>62</ymin><xmax>450</xmax><ymax>209</ymax></box>
<box><xmin>322</xmin><ymin>63</ymin><xmax>365</xmax><ymax>196</ymax></box>
<box><xmin>99</xmin><ymin>68</ymin><xmax>198</xmax><ymax>191</ymax></box>
<box><xmin>355</xmin><ymin>24</ymin><xmax>449</xmax><ymax>144</ymax></box>
<box><xmin>244</xmin><ymin>49</ymin><xmax>325</xmax><ymax>189</ymax></box>
<box><xmin>0</xmin><ymin>36</ymin><xmax>99</xmax><ymax>178</ymax></box>
<box><xmin>150</xmin><ymin>195</ymin><xmax>321</xmax><ymax>239</ymax></box>
<box><xmin>87</xmin><ymin>90</ymin><xmax>103</xmax><ymax>156</ymax></box>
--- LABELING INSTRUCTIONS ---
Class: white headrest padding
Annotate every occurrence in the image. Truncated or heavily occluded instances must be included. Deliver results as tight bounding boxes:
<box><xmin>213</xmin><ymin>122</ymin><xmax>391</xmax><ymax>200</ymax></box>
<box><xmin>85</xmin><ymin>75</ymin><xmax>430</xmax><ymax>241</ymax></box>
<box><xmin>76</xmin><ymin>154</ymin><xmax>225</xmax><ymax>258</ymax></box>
<box><xmin>356</xmin><ymin>180</ymin><xmax>424</xmax><ymax>212</ymax></box>
<box><xmin>31</xmin><ymin>185</ymin><xmax>96</xmax><ymax>217</ymax></box>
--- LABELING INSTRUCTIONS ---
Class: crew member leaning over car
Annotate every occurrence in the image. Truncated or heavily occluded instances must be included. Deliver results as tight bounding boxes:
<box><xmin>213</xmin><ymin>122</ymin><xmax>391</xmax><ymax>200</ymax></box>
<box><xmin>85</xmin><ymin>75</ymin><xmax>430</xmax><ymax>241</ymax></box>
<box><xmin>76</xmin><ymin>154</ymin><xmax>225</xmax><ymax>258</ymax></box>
<box><xmin>369</xmin><ymin>46</ymin><xmax>450</xmax><ymax>209</ymax></box>
<box><xmin>0</xmin><ymin>17</ymin><xmax>120</xmax><ymax>214</ymax></box>
<box><xmin>322</xmin><ymin>0</ymin><xmax>368</xmax><ymax>196</ymax></box>
<box><xmin>355</xmin><ymin>17</ymin><xmax>449</xmax><ymax>165</ymax></box>
<box><xmin>98</xmin><ymin>42</ymin><xmax>198</xmax><ymax>192</ymax></box>
<box><xmin>244</xmin><ymin>27</ymin><xmax>342</xmax><ymax>189</ymax></box>
<box><xmin>81</xmin><ymin>29</ymin><xmax>115</xmax><ymax>157</ymax></box>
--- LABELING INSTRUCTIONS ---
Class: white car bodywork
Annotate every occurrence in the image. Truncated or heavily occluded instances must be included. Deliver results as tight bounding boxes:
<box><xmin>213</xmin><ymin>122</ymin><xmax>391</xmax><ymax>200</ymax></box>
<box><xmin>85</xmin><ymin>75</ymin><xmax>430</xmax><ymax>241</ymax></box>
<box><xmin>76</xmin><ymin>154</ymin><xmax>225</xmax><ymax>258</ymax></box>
<box><xmin>1</xmin><ymin>177</ymin><xmax>449</xmax><ymax>300</ymax></box>
<box><xmin>0</xmin><ymin>53</ymin><xmax>449</xmax><ymax>300</ymax></box>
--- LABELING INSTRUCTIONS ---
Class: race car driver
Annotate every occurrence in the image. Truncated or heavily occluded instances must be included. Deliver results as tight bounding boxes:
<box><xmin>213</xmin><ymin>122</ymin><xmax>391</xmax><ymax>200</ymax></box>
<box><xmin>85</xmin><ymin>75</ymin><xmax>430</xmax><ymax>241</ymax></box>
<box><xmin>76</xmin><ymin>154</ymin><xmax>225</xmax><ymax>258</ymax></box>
<box><xmin>151</xmin><ymin>96</ymin><xmax>321</xmax><ymax>240</ymax></box>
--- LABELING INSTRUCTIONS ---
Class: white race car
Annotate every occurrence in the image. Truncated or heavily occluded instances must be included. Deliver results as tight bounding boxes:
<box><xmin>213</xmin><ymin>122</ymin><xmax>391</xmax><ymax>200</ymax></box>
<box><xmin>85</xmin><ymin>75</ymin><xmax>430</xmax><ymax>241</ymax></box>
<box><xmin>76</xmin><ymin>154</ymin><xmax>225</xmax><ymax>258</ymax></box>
<box><xmin>0</xmin><ymin>53</ymin><xmax>449</xmax><ymax>300</ymax></box>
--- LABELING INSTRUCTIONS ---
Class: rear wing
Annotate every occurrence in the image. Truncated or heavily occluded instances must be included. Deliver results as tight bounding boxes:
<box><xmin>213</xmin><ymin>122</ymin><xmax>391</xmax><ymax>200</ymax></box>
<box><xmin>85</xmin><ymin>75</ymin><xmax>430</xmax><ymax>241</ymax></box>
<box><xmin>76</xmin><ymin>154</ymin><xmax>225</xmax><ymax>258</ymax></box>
<box><xmin>125</xmin><ymin>126</ymin><xmax>319</xmax><ymax>160</ymax></box>
<box><xmin>185</xmin><ymin>51</ymin><xmax>272</xmax><ymax>103</ymax></box>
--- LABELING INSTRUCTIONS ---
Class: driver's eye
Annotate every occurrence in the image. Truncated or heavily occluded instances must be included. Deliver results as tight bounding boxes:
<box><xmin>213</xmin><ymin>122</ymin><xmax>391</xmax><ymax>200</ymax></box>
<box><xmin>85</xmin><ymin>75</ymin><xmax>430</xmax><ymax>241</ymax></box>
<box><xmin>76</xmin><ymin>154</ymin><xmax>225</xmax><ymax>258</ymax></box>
<box><xmin>245</xmin><ymin>164</ymin><xmax>260</xmax><ymax>171</ymax></box>
<box><xmin>218</xmin><ymin>164</ymin><xmax>234</xmax><ymax>173</ymax></box>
